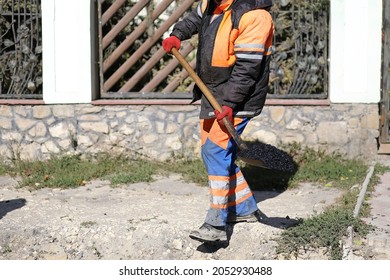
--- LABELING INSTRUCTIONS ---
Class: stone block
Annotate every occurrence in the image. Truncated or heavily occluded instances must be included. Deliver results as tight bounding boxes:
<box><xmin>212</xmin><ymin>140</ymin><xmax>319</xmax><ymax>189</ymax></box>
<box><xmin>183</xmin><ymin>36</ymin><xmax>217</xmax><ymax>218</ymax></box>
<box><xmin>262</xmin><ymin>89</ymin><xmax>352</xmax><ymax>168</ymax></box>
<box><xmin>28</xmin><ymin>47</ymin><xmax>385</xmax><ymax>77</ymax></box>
<box><xmin>348</xmin><ymin>104</ymin><xmax>366</xmax><ymax>116</ymax></box>
<box><xmin>305</xmin><ymin>133</ymin><xmax>318</xmax><ymax>145</ymax></box>
<box><xmin>142</xmin><ymin>134</ymin><xmax>159</xmax><ymax>144</ymax></box>
<box><xmin>270</xmin><ymin>106</ymin><xmax>285</xmax><ymax>123</ymax></box>
<box><xmin>28</xmin><ymin>122</ymin><xmax>48</xmax><ymax>138</ymax></box>
<box><xmin>317</xmin><ymin>121</ymin><xmax>348</xmax><ymax>144</ymax></box>
<box><xmin>184</xmin><ymin>116</ymin><xmax>199</xmax><ymax>125</ymax></box>
<box><xmin>247</xmin><ymin>129</ymin><xmax>277</xmax><ymax>146</ymax></box>
<box><xmin>78</xmin><ymin>115</ymin><xmax>101</xmax><ymax>121</ymax></box>
<box><xmin>165</xmin><ymin>136</ymin><xmax>182</xmax><ymax>150</ymax></box>
<box><xmin>42</xmin><ymin>141</ymin><xmax>61</xmax><ymax>154</ymax></box>
<box><xmin>286</xmin><ymin>119</ymin><xmax>303</xmax><ymax>130</ymax></box>
<box><xmin>1</xmin><ymin>131</ymin><xmax>23</xmax><ymax>142</ymax></box>
<box><xmin>79</xmin><ymin>122</ymin><xmax>109</xmax><ymax>134</ymax></box>
<box><xmin>156</xmin><ymin>121</ymin><xmax>165</xmax><ymax>134</ymax></box>
<box><xmin>163</xmin><ymin>105</ymin><xmax>198</xmax><ymax>112</ymax></box>
<box><xmin>78</xmin><ymin>105</ymin><xmax>103</xmax><ymax>114</ymax></box>
<box><xmin>49</xmin><ymin>122</ymin><xmax>70</xmax><ymax>138</ymax></box>
<box><xmin>124</xmin><ymin>115</ymin><xmax>136</xmax><ymax>124</ymax></box>
<box><xmin>0</xmin><ymin>118</ymin><xmax>12</xmax><ymax>129</ymax></box>
<box><xmin>52</xmin><ymin>105</ymin><xmax>75</xmax><ymax>118</ymax></box>
<box><xmin>166</xmin><ymin>122</ymin><xmax>179</xmax><ymax>134</ymax></box>
<box><xmin>33</xmin><ymin>106</ymin><xmax>52</xmax><ymax>119</ymax></box>
<box><xmin>0</xmin><ymin>106</ymin><xmax>12</xmax><ymax>117</ymax></box>
<box><xmin>15</xmin><ymin>117</ymin><xmax>36</xmax><ymax>131</ymax></box>
<box><xmin>14</xmin><ymin>106</ymin><xmax>30</xmax><ymax>117</ymax></box>
<box><xmin>117</xmin><ymin>124</ymin><xmax>135</xmax><ymax>136</ymax></box>
<box><xmin>58</xmin><ymin>139</ymin><xmax>72</xmax><ymax>150</ymax></box>
<box><xmin>115</xmin><ymin>111</ymin><xmax>127</xmax><ymax>118</ymax></box>
<box><xmin>20</xmin><ymin>142</ymin><xmax>42</xmax><ymax>161</ymax></box>
<box><xmin>348</xmin><ymin>118</ymin><xmax>359</xmax><ymax>128</ymax></box>
<box><xmin>360</xmin><ymin>113</ymin><xmax>379</xmax><ymax>130</ymax></box>
<box><xmin>279</xmin><ymin>132</ymin><xmax>305</xmax><ymax>144</ymax></box>
<box><xmin>77</xmin><ymin>134</ymin><xmax>99</xmax><ymax>147</ymax></box>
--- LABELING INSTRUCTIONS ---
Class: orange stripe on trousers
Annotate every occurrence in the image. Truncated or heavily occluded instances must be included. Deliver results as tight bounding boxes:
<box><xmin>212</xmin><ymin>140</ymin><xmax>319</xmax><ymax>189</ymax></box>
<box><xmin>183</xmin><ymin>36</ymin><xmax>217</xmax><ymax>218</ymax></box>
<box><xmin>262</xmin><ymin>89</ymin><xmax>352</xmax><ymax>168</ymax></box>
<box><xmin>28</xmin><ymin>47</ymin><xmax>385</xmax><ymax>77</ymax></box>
<box><xmin>210</xmin><ymin>192</ymin><xmax>254</xmax><ymax>209</ymax></box>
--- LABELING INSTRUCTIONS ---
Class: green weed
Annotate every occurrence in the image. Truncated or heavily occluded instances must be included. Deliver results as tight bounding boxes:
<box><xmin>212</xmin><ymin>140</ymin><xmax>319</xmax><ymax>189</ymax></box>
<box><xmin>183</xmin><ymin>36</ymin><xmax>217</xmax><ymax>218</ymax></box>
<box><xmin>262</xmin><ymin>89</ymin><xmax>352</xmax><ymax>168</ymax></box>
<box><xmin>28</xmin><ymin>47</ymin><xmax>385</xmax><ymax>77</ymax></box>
<box><xmin>276</xmin><ymin>206</ymin><xmax>372</xmax><ymax>260</ymax></box>
<box><xmin>80</xmin><ymin>221</ymin><xmax>97</xmax><ymax>228</ymax></box>
<box><xmin>165</xmin><ymin>159</ymin><xmax>208</xmax><ymax>186</ymax></box>
<box><xmin>0</xmin><ymin>145</ymin><xmax>373</xmax><ymax>191</ymax></box>
<box><xmin>0</xmin><ymin>164</ymin><xmax>7</xmax><ymax>176</ymax></box>
<box><xmin>107</xmin><ymin>160</ymin><xmax>156</xmax><ymax>185</ymax></box>
<box><xmin>275</xmin><ymin>160</ymin><xmax>388</xmax><ymax>260</ymax></box>
<box><xmin>2</xmin><ymin>154</ymin><xmax>162</xmax><ymax>189</ymax></box>
<box><xmin>287</xmin><ymin>144</ymin><xmax>368</xmax><ymax>189</ymax></box>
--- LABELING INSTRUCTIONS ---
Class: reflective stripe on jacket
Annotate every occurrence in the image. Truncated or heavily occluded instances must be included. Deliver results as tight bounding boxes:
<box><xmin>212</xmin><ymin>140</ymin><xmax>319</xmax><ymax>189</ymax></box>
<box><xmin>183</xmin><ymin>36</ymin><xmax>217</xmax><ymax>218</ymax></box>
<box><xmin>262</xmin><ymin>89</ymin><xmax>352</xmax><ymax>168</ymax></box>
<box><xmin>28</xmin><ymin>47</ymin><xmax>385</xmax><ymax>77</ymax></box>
<box><xmin>171</xmin><ymin>0</ymin><xmax>274</xmax><ymax>119</ymax></box>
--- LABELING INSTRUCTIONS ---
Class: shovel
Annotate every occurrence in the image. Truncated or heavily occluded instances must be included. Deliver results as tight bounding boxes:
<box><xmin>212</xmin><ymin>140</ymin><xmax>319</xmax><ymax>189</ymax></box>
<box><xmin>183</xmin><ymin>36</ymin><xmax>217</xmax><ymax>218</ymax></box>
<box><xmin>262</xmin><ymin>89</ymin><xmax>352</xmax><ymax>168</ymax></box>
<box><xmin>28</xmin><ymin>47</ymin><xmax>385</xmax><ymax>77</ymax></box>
<box><xmin>171</xmin><ymin>48</ymin><xmax>295</xmax><ymax>172</ymax></box>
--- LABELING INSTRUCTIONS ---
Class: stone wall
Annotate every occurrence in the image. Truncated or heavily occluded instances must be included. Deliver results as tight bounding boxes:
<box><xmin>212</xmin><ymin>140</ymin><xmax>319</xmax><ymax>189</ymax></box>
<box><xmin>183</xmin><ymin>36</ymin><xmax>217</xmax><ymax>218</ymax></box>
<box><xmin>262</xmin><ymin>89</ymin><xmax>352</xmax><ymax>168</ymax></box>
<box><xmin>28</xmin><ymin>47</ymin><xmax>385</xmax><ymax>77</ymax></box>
<box><xmin>0</xmin><ymin>103</ymin><xmax>380</xmax><ymax>163</ymax></box>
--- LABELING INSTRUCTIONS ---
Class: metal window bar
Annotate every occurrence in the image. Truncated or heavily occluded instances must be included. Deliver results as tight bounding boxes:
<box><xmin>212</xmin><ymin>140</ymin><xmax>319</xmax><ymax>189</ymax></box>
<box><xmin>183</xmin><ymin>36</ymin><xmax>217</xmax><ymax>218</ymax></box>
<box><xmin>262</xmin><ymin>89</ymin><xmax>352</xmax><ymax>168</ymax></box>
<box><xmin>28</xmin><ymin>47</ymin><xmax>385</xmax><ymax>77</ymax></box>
<box><xmin>269</xmin><ymin>0</ymin><xmax>329</xmax><ymax>99</ymax></box>
<box><xmin>97</xmin><ymin>0</ymin><xmax>329</xmax><ymax>99</ymax></box>
<box><xmin>0</xmin><ymin>0</ymin><xmax>42</xmax><ymax>99</ymax></box>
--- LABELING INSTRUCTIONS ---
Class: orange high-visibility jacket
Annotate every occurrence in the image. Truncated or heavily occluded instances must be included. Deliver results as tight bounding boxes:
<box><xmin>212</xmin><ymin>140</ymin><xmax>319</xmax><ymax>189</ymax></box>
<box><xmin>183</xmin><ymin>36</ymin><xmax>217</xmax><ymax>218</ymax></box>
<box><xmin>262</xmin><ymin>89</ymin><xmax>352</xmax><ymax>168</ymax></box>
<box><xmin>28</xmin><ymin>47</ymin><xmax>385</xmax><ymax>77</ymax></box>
<box><xmin>171</xmin><ymin>0</ymin><xmax>274</xmax><ymax>119</ymax></box>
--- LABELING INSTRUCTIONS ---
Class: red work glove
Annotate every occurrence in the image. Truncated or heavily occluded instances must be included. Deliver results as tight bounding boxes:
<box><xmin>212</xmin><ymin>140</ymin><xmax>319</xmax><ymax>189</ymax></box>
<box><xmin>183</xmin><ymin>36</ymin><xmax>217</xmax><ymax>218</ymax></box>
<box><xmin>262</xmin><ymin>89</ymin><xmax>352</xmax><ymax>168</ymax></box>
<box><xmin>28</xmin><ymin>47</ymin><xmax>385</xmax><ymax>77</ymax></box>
<box><xmin>214</xmin><ymin>105</ymin><xmax>233</xmax><ymax>127</ymax></box>
<box><xmin>162</xmin><ymin>36</ymin><xmax>181</xmax><ymax>54</ymax></box>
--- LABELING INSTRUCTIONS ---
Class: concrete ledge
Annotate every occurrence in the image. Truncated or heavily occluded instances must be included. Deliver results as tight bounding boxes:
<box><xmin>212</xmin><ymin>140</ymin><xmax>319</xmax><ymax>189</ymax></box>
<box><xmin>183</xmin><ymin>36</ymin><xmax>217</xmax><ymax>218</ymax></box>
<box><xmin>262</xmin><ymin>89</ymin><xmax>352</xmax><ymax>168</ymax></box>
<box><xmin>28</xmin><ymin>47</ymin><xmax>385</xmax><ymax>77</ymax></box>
<box><xmin>0</xmin><ymin>100</ymin><xmax>45</xmax><ymax>105</ymax></box>
<box><xmin>0</xmin><ymin>98</ymin><xmax>332</xmax><ymax>106</ymax></box>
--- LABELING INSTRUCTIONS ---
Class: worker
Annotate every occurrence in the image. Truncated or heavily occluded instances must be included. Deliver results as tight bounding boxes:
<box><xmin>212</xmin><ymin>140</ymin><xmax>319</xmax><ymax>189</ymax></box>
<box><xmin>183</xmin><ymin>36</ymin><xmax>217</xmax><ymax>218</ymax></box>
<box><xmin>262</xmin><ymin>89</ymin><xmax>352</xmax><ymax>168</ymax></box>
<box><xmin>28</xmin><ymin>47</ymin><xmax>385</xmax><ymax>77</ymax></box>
<box><xmin>162</xmin><ymin>0</ymin><xmax>274</xmax><ymax>243</ymax></box>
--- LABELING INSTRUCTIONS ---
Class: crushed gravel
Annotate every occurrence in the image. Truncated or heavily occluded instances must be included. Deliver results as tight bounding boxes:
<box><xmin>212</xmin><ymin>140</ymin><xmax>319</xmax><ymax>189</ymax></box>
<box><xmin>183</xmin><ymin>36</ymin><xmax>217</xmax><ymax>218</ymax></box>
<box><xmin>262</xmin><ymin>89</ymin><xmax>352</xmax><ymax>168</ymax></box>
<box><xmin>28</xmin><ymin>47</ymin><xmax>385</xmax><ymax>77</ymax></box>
<box><xmin>0</xmin><ymin>174</ymin><xmax>379</xmax><ymax>260</ymax></box>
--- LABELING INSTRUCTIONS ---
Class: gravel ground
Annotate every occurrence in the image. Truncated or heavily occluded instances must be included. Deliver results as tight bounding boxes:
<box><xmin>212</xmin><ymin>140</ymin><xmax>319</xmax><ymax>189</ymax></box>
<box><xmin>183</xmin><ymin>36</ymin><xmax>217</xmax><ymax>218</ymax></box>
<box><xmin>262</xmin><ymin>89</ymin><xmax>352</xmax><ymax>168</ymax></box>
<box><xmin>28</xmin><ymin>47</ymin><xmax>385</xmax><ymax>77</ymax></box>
<box><xmin>0</xmin><ymin>173</ymin><xmax>385</xmax><ymax>260</ymax></box>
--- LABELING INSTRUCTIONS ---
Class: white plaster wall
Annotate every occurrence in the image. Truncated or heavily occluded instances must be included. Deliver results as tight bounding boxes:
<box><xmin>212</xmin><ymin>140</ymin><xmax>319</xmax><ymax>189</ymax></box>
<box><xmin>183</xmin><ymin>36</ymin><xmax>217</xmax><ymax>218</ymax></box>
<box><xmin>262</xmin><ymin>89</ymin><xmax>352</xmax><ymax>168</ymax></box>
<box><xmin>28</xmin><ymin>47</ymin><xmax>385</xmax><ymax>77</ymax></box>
<box><xmin>330</xmin><ymin>0</ymin><xmax>383</xmax><ymax>103</ymax></box>
<box><xmin>42</xmin><ymin>0</ymin><xmax>92</xmax><ymax>104</ymax></box>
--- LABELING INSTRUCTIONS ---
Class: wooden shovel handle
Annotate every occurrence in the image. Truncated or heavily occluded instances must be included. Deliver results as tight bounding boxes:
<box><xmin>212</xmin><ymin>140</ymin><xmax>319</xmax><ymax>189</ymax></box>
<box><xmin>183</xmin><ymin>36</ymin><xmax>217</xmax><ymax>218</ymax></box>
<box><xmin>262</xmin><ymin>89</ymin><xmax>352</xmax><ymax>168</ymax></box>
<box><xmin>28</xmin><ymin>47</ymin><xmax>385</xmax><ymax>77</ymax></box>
<box><xmin>171</xmin><ymin>48</ymin><xmax>247</xmax><ymax>150</ymax></box>
<box><xmin>171</xmin><ymin>48</ymin><xmax>222</xmax><ymax>112</ymax></box>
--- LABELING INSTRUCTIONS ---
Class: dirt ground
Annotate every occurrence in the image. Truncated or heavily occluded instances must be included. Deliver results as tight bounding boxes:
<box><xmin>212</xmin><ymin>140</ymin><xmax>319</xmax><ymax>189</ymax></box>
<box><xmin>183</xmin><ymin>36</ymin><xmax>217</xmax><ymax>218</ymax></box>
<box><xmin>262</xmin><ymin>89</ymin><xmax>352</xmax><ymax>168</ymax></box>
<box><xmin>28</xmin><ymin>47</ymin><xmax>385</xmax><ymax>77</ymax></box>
<box><xmin>0</xmin><ymin>174</ymin><xmax>351</xmax><ymax>260</ymax></box>
<box><xmin>0</xmin><ymin>172</ymin><xmax>387</xmax><ymax>260</ymax></box>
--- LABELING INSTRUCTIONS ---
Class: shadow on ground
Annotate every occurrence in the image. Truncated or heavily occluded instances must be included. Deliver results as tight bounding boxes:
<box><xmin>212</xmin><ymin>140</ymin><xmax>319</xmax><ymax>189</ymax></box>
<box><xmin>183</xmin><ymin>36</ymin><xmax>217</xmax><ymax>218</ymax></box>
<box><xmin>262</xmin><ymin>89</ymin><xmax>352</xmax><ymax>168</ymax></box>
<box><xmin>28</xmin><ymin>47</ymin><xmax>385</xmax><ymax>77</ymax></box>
<box><xmin>195</xmin><ymin>209</ymin><xmax>302</xmax><ymax>254</ymax></box>
<box><xmin>0</xmin><ymin>198</ymin><xmax>26</xmax><ymax>220</ymax></box>
<box><xmin>195</xmin><ymin>150</ymin><xmax>300</xmax><ymax>254</ymax></box>
<box><xmin>241</xmin><ymin>164</ymin><xmax>298</xmax><ymax>192</ymax></box>
<box><xmin>195</xmin><ymin>216</ymin><xmax>301</xmax><ymax>254</ymax></box>
<box><xmin>239</xmin><ymin>140</ymin><xmax>298</xmax><ymax>192</ymax></box>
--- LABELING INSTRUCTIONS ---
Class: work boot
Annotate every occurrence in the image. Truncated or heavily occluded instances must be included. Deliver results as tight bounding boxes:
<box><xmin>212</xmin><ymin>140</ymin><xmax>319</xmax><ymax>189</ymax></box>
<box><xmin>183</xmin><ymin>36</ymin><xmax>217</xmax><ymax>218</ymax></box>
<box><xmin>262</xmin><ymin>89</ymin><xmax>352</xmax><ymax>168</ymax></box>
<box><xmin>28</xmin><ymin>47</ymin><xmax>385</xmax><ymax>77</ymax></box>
<box><xmin>189</xmin><ymin>223</ymin><xmax>227</xmax><ymax>242</ymax></box>
<box><xmin>227</xmin><ymin>209</ymin><xmax>262</xmax><ymax>223</ymax></box>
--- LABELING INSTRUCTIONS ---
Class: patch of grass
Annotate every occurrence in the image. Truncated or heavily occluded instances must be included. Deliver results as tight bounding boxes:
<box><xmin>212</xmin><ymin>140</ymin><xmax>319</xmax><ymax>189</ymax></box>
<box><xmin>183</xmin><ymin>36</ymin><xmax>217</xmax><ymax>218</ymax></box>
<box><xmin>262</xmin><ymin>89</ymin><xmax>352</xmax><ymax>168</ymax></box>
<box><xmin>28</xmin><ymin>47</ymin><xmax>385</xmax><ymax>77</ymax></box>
<box><xmin>2</xmin><ymin>154</ymin><xmax>163</xmax><ymax>189</ymax></box>
<box><xmin>80</xmin><ymin>221</ymin><xmax>97</xmax><ymax>228</ymax></box>
<box><xmin>16</xmin><ymin>154</ymin><xmax>110</xmax><ymax>189</ymax></box>
<box><xmin>0</xmin><ymin>158</ymin><xmax>11</xmax><ymax>176</ymax></box>
<box><xmin>0</xmin><ymin>144</ymin><xmax>373</xmax><ymax>192</ymax></box>
<box><xmin>1</xmin><ymin>245</ymin><xmax>12</xmax><ymax>254</ymax></box>
<box><xmin>107</xmin><ymin>160</ymin><xmax>157</xmax><ymax>185</ymax></box>
<box><xmin>276</xmin><ymin>206</ymin><xmax>372</xmax><ymax>260</ymax></box>
<box><xmin>165</xmin><ymin>159</ymin><xmax>208</xmax><ymax>186</ymax></box>
<box><xmin>287</xmin><ymin>144</ymin><xmax>368</xmax><ymax>189</ymax></box>
<box><xmin>0</xmin><ymin>154</ymin><xmax>205</xmax><ymax>189</ymax></box>
<box><xmin>0</xmin><ymin>165</ymin><xmax>7</xmax><ymax>176</ymax></box>
<box><xmin>275</xmin><ymin>161</ymin><xmax>389</xmax><ymax>260</ymax></box>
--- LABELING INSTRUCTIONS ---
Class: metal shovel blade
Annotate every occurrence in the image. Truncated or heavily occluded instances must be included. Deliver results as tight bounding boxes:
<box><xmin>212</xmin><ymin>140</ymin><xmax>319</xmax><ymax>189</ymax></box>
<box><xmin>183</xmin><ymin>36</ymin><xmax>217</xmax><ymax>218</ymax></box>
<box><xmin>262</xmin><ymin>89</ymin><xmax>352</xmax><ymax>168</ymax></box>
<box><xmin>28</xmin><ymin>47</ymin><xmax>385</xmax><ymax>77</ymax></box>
<box><xmin>237</xmin><ymin>141</ymin><xmax>296</xmax><ymax>172</ymax></box>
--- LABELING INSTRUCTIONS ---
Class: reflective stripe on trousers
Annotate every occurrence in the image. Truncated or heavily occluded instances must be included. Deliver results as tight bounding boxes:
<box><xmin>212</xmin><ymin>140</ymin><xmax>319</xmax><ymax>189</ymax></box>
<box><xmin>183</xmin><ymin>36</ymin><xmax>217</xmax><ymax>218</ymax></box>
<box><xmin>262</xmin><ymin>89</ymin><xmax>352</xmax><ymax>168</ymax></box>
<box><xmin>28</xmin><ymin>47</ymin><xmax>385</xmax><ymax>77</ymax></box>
<box><xmin>200</xmin><ymin>118</ymin><xmax>258</xmax><ymax>227</ymax></box>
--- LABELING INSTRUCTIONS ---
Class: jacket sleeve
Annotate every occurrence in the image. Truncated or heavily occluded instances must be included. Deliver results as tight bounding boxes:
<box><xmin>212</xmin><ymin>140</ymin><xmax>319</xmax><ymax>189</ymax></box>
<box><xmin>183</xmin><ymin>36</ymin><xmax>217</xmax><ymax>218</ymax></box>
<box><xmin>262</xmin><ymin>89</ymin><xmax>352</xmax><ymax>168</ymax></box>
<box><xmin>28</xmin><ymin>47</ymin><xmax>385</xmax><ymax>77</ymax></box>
<box><xmin>221</xmin><ymin>9</ymin><xmax>274</xmax><ymax>109</ymax></box>
<box><xmin>170</xmin><ymin>1</ymin><xmax>205</xmax><ymax>41</ymax></box>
